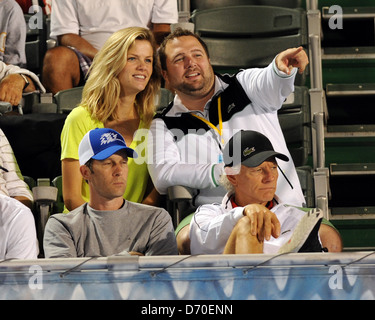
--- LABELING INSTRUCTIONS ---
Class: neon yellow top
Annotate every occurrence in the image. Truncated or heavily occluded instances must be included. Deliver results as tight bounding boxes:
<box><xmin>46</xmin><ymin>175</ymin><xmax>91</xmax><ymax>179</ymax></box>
<box><xmin>60</xmin><ymin>106</ymin><xmax>149</xmax><ymax>212</ymax></box>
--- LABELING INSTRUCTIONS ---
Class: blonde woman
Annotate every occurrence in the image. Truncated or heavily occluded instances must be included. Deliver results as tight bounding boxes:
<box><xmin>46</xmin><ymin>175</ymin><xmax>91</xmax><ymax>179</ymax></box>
<box><xmin>60</xmin><ymin>27</ymin><xmax>161</xmax><ymax>212</ymax></box>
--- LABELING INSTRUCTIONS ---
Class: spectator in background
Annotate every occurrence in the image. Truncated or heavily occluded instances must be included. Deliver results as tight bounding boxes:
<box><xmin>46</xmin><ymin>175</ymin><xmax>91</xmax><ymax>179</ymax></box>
<box><xmin>60</xmin><ymin>27</ymin><xmax>161</xmax><ymax>212</ymax></box>
<box><xmin>0</xmin><ymin>193</ymin><xmax>38</xmax><ymax>260</ymax></box>
<box><xmin>44</xmin><ymin>0</ymin><xmax>51</xmax><ymax>15</ymax></box>
<box><xmin>0</xmin><ymin>60</ymin><xmax>45</xmax><ymax>106</ymax></box>
<box><xmin>0</xmin><ymin>128</ymin><xmax>33</xmax><ymax>209</ymax></box>
<box><xmin>42</xmin><ymin>0</ymin><xmax>178</xmax><ymax>94</ymax></box>
<box><xmin>15</xmin><ymin>0</ymin><xmax>51</xmax><ymax>15</ymax></box>
<box><xmin>0</xmin><ymin>61</ymin><xmax>45</xmax><ymax>209</ymax></box>
<box><xmin>44</xmin><ymin>128</ymin><xmax>178</xmax><ymax>258</ymax></box>
<box><xmin>0</xmin><ymin>0</ymin><xmax>27</xmax><ymax>67</ymax></box>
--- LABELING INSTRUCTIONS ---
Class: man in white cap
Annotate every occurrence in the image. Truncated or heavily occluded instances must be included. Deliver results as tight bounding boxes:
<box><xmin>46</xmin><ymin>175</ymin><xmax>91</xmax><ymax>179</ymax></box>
<box><xmin>43</xmin><ymin>128</ymin><xmax>178</xmax><ymax>258</ymax></box>
<box><xmin>190</xmin><ymin>130</ymin><xmax>341</xmax><ymax>255</ymax></box>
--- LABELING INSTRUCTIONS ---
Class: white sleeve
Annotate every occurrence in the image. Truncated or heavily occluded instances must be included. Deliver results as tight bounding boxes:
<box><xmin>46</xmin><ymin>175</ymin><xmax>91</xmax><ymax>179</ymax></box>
<box><xmin>0</xmin><ymin>61</ymin><xmax>20</xmax><ymax>78</ymax></box>
<box><xmin>50</xmin><ymin>0</ymin><xmax>80</xmax><ymax>38</ymax></box>
<box><xmin>152</xmin><ymin>0</ymin><xmax>179</xmax><ymax>24</ymax></box>
<box><xmin>236</xmin><ymin>57</ymin><xmax>296</xmax><ymax>113</ymax></box>
<box><xmin>6</xmin><ymin>206</ymin><xmax>38</xmax><ymax>259</ymax></box>
<box><xmin>0</xmin><ymin>61</ymin><xmax>46</xmax><ymax>93</ymax></box>
<box><xmin>189</xmin><ymin>204</ymin><xmax>244</xmax><ymax>255</ymax></box>
<box><xmin>147</xmin><ymin>118</ymin><xmax>220</xmax><ymax>194</ymax></box>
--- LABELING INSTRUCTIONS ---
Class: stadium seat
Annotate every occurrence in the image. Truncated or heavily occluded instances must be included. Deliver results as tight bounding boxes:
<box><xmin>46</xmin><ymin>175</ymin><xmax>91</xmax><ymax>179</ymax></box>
<box><xmin>166</xmin><ymin>185</ymin><xmax>196</xmax><ymax>228</ymax></box>
<box><xmin>52</xmin><ymin>175</ymin><xmax>64</xmax><ymax>214</ymax></box>
<box><xmin>54</xmin><ymin>86</ymin><xmax>84</xmax><ymax>114</ymax></box>
<box><xmin>24</xmin><ymin>12</ymin><xmax>47</xmax><ymax>76</ymax></box>
<box><xmin>32</xmin><ymin>178</ymin><xmax>58</xmax><ymax>257</ymax></box>
<box><xmin>190</xmin><ymin>0</ymin><xmax>303</xmax><ymax>11</ymax></box>
<box><xmin>156</xmin><ymin>88</ymin><xmax>174</xmax><ymax>111</ymax></box>
<box><xmin>278</xmin><ymin>86</ymin><xmax>311</xmax><ymax>167</ymax></box>
<box><xmin>296</xmin><ymin>166</ymin><xmax>315</xmax><ymax>208</ymax></box>
<box><xmin>190</xmin><ymin>5</ymin><xmax>308</xmax><ymax>85</ymax></box>
<box><xmin>23</xmin><ymin>175</ymin><xmax>36</xmax><ymax>190</ymax></box>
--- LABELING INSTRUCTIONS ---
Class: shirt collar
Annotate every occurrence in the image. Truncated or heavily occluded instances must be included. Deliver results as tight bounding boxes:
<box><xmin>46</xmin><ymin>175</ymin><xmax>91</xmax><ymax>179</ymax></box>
<box><xmin>223</xmin><ymin>192</ymin><xmax>280</xmax><ymax>210</ymax></box>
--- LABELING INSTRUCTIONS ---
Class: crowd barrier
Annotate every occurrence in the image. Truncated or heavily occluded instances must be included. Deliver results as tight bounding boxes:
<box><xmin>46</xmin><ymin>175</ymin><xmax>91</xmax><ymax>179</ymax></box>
<box><xmin>1</xmin><ymin>252</ymin><xmax>375</xmax><ymax>300</ymax></box>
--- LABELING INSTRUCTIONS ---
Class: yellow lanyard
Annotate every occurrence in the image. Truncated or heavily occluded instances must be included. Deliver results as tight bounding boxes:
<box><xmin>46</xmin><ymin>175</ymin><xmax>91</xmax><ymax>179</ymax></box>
<box><xmin>191</xmin><ymin>96</ymin><xmax>224</xmax><ymax>145</ymax></box>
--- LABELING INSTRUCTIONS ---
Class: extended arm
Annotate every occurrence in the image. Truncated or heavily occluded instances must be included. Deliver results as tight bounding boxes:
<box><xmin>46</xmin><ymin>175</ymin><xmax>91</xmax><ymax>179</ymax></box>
<box><xmin>0</xmin><ymin>61</ymin><xmax>45</xmax><ymax>105</ymax></box>
<box><xmin>275</xmin><ymin>46</ymin><xmax>309</xmax><ymax>75</ymax></box>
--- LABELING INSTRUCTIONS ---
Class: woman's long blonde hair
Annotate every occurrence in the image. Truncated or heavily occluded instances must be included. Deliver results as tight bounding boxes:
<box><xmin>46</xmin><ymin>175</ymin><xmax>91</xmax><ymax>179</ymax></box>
<box><xmin>80</xmin><ymin>27</ymin><xmax>161</xmax><ymax>127</ymax></box>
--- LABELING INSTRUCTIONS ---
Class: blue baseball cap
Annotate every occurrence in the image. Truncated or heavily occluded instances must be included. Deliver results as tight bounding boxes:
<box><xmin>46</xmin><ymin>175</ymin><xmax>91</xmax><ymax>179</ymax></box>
<box><xmin>78</xmin><ymin>128</ymin><xmax>137</xmax><ymax>165</ymax></box>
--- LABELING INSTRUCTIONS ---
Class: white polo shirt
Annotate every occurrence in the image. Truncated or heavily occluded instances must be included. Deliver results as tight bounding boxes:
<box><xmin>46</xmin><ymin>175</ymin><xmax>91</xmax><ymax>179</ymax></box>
<box><xmin>50</xmin><ymin>0</ymin><xmax>179</xmax><ymax>50</ymax></box>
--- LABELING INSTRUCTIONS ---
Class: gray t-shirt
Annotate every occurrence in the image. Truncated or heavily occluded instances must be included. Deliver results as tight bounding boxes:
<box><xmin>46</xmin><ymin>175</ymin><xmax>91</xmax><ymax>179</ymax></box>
<box><xmin>0</xmin><ymin>0</ymin><xmax>27</xmax><ymax>66</ymax></box>
<box><xmin>43</xmin><ymin>201</ymin><xmax>178</xmax><ymax>258</ymax></box>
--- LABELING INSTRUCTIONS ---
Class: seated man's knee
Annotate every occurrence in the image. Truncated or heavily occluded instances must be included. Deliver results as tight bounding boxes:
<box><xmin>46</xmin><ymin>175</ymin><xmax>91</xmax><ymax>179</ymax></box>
<box><xmin>176</xmin><ymin>225</ymin><xmax>191</xmax><ymax>255</ymax></box>
<box><xmin>224</xmin><ymin>216</ymin><xmax>262</xmax><ymax>254</ymax></box>
<box><xmin>42</xmin><ymin>46</ymin><xmax>81</xmax><ymax>93</ymax></box>
<box><xmin>233</xmin><ymin>216</ymin><xmax>253</xmax><ymax>236</ymax></box>
<box><xmin>43</xmin><ymin>46</ymin><xmax>78</xmax><ymax>74</ymax></box>
<box><xmin>319</xmin><ymin>224</ymin><xmax>343</xmax><ymax>252</ymax></box>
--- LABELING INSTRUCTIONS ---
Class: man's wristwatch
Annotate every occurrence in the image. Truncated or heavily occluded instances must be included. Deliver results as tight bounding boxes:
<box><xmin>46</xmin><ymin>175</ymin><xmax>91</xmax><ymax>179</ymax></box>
<box><xmin>19</xmin><ymin>74</ymin><xmax>30</xmax><ymax>91</ymax></box>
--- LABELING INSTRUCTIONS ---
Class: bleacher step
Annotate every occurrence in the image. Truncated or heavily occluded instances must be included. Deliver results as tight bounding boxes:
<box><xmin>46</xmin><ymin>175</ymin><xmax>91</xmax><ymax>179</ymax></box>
<box><xmin>326</xmin><ymin>83</ymin><xmax>375</xmax><ymax>97</ymax></box>
<box><xmin>329</xmin><ymin>163</ymin><xmax>375</xmax><ymax>220</ymax></box>
<box><xmin>326</xmin><ymin>125</ymin><xmax>375</xmax><ymax>137</ymax></box>
<box><xmin>330</xmin><ymin>206</ymin><xmax>375</xmax><ymax>216</ymax></box>
<box><xmin>330</xmin><ymin>163</ymin><xmax>375</xmax><ymax>176</ymax></box>
<box><xmin>322</xmin><ymin>46</ymin><xmax>375</xmax><ymax>60</ymax></box>
<box><xmin>322</xmin><ymin>6</ymin><xmax>375</xmax><ymax>20</ymax></box>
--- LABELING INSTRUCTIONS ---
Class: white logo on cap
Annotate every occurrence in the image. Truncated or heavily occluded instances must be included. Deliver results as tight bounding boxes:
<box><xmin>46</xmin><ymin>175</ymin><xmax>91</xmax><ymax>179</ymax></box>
<box><xmin>100</xmin><ymin>132</ymin><xmax>120</xmax><ymax>145</ymax></box>
<box><xmin>243</xmin><ymin>147</ymin><xmax>255</xmax><ymax>157</ymax></box>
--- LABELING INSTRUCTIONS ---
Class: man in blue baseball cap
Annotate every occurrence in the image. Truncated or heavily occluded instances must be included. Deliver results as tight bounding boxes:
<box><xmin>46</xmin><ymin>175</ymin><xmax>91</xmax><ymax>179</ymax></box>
<box><xmin>78</xmin><ymin>127</ymin><xmax>137</xmax><ymax>166</ymax></box>
<box><xmin>44</xmin><ymin>128</ymin><xmax>178</xmax><ymax>258</ymax></box>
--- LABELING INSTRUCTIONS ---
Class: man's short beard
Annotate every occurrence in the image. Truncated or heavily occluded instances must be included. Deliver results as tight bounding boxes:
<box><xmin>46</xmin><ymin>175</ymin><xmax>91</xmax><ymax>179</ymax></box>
<box><xmin>175</xmin><ymin>82</ymin><xmax>206</xmax><ymax>96</ymax></box>
<box><xmin>174</xmin><ymin>70</ymin><xmax>215</xmax><ymax>97</ymax></box>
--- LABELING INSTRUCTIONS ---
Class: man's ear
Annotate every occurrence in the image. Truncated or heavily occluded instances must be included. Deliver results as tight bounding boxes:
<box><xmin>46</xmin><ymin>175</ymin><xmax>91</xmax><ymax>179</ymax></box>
<box><xmin>161</xmin><ymin>69</ymin><xmax>168</xmax><ymax>82</ymax></box>
<box><xmin>80</xmin><ymin>165</ymin><xmax>90</xmax><ymax>181</ymax></box>
<box><xmin>226</xmin><ymin>174</ymin><xmax>237</xmax><ymax>187</ymax></box>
